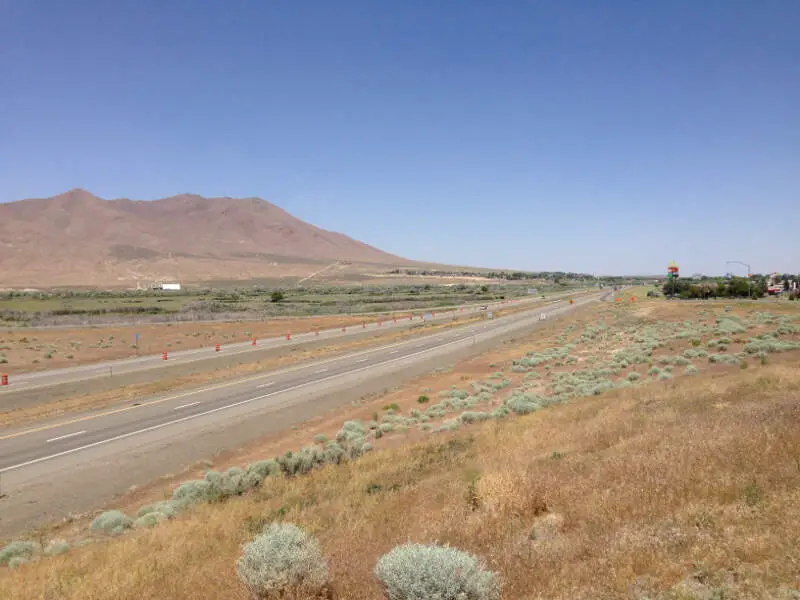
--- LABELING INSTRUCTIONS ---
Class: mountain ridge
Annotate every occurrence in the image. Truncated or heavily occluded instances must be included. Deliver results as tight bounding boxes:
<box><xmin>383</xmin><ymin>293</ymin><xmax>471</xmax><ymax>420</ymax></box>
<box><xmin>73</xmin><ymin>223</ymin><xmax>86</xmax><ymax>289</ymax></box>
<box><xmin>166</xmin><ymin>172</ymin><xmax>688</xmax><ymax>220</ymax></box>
<box><xmin>0</xmin><ymin>189</ymin><xmax>408</xmax><ymax>287</ymax></box>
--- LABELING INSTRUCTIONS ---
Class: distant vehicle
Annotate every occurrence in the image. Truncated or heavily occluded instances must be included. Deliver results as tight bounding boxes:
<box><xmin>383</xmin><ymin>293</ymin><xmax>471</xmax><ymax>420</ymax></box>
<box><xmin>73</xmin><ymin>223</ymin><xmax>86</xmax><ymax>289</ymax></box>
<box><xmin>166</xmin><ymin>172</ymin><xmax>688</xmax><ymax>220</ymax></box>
<box><xmin>480</xmin><ymin>305</ymin><xmax>488</xmax><ymax>310</ymax></box>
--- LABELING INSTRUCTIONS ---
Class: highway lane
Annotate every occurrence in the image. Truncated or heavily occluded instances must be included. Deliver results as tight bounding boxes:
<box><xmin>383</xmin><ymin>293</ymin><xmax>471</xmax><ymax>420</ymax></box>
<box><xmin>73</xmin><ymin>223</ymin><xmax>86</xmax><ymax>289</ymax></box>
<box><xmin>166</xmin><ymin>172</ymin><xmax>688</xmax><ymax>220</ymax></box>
<box><xmin>0</xmin><ymin>294</ymin><xmax>600</xmax><ymax>471</ymax></box>
<box><xmin>1</xmin><ymin>334</ymin><xmax>474</xmax><ymax>470</ymax></box>
<box><xmin>0</xmin><ymin>299</ymin><xmax>524</xmax><ymax>393</ymax></box>
<box><xmin>0</xmin><ymin>294</ymin><xmax>573</xmax><ymax>394</ymax></box>
<box><xmin>0</xmin><ymin>292</ymin><xmax>605</xmax><ymax>535</ymax></box>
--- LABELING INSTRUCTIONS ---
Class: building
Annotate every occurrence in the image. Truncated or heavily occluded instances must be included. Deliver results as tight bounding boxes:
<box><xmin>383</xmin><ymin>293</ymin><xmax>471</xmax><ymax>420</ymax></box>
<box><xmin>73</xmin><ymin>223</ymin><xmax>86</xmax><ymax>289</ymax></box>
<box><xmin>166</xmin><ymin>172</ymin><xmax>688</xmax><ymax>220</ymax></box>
<box><xmin>160</xmin><ymin>283</ymin><xmax>181</xmax><ymax>291</ymax></box>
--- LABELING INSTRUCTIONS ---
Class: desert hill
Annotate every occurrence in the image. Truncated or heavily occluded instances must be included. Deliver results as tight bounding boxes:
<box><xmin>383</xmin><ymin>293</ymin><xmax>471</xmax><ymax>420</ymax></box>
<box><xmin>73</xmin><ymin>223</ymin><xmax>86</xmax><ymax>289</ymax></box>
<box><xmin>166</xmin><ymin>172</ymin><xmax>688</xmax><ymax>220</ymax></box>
<box><xmin>0</xmin><ymin>189</ymin><xmax>408</xmax><ymax>287</ymax></box>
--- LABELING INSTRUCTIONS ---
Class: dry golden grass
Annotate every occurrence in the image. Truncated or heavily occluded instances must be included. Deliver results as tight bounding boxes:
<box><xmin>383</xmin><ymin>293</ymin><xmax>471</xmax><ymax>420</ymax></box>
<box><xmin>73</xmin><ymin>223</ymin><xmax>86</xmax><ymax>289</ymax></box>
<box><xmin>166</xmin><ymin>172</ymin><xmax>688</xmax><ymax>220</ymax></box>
<box><xmin>3</xmin><ymin>355</ymin><xmax>799</xmax><ymax>598</ymax></box>
<box><xmin>3</xmin><ymin>296</ymin><xmax>798</xmax><ymax>598</ymax></box>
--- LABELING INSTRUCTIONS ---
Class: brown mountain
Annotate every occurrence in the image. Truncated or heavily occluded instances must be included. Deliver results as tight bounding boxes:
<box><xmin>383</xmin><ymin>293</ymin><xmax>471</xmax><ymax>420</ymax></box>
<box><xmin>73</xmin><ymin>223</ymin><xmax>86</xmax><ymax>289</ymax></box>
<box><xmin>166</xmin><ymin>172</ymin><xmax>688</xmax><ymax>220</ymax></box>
<box><xmin>0</xmin><ymin>189</ymin><xmax>408</xmax><ymax>287</ymax></box>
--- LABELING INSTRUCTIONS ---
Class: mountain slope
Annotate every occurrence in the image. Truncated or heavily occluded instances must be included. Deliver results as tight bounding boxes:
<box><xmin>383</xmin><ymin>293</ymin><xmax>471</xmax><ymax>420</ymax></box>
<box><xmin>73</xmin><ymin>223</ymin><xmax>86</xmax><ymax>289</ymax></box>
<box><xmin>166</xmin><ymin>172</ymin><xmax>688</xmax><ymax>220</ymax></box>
<box><xmin>0</xmin><ymin>189</ymin><xmax>407</xmax><ymax>287</ymax></box>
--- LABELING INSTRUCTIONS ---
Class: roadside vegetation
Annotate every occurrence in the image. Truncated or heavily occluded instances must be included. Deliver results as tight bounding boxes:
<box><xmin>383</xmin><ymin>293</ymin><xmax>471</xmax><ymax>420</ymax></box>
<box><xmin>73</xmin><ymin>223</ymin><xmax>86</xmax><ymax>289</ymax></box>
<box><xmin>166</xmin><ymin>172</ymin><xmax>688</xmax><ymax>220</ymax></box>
<box><xmin>2</xmin><ymin>293</ymin><xmax>798</xmax><ymax>598</ymax></box>
<box><xmin>0</xmin><ymin>281</ymin><xmax>584</xmax><ymax>327</ymax></box>
<box><xmin>0</xmin><ymin>299</ymin><xmax>526</xmax><ymax>427</ymax></box>
<box><xmin>660</xmin><ymin>273</ymin><xmax>799</xmax><ymax>300</ymax></box>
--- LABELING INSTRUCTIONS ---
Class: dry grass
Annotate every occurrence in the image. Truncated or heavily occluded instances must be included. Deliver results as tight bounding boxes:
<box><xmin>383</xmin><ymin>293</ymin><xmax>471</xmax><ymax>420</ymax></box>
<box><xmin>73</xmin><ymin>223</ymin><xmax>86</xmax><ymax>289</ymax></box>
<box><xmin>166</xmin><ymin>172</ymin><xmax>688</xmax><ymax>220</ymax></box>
<box><xmin>3</xmin><ymin>362</ymin><xmax>799</xmax><ymax>599</ymax></box>
<box><xmin>3</xmin><ymin>297</ymin><xmax>800</xmax><ymax>598</ymax></box>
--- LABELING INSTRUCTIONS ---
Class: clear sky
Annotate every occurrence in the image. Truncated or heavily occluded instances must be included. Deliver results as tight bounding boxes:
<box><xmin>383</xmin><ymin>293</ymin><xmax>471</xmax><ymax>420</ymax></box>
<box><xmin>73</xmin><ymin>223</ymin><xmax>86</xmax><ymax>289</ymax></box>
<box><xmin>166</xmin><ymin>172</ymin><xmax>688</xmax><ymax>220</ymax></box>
<box><xmin>1</xmin><ymin>1</ymin><xmax>798</xmax><ymax>275</ymax></box>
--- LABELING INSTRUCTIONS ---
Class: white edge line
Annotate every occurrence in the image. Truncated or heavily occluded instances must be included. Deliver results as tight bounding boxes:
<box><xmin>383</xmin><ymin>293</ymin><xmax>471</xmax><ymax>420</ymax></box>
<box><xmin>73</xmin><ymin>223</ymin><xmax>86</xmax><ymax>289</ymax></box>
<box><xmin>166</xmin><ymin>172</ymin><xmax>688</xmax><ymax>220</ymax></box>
<box><xmin>173</xmin><ymin>401</ymin><xmax>201</xmax><ymax>411</ymax></box>
<box><xmin>2</xmin><ymin>304</ymin><xmax>535</xmax><ymax>434</ymax></box>
<box><xmin>0</xmin><ymin>334</ymin><xmax>476</xmax><ymax>473</ymax></box>
<box><xmin>1</xmin><ymin>294</ymin><xmax>572</xmax><ymax>389</ymax></box>
<box><xmin>3</xmin><ymin>296</ymin><xmax>592</xmax><ymax>470</ymax></box>
<box><xmin>2</xmin><ymin>294</ymin><xmax>594</xmax><ymax>456</ymax></box>
<box><xmin>45</xmin><ymin>430</ymin><xmax>86</xmax><ymax>443</ymax></box>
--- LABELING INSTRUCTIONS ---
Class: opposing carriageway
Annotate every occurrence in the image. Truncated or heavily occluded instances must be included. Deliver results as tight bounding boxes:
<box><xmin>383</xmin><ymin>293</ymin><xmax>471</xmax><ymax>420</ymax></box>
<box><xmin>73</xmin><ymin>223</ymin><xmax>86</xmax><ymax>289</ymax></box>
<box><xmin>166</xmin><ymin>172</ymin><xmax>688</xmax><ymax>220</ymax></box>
<box><xmin>0</xmin><ymin>292</ymin><xmax>604</xmax><ymax>535</ymax></box>
<box><xmin>0</xmin><ymin>292</ymin><xmax>587</xmax><ymax>400</ymax></box>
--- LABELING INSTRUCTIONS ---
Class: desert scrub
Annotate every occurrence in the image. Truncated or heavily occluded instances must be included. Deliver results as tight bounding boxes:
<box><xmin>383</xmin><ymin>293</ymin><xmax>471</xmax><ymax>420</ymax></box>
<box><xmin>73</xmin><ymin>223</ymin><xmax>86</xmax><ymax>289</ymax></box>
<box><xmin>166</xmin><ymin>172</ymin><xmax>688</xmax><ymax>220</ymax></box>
<box><xmin>171</xmin><ymin>479</ymin><xmax>215</xmax><ymax>509</ymax></box>
<box><xmin>435</xmin><ymin>419</ymin><xmax>462</xmax><ymax>432</ymax></box>
<box><xmin>489</xmin><ymin>378</ymin><xmax>511</xmax><ymax>391</ymax></box>
<box><xmin>657</xmin><ymin>355</ymin><xmax>678</xmax><ymax>366</ymax></box>
<box><xmin>715</xmin><ymin>316</ymin><xmax>748</xmax><ymax>335</ymax></box>
<box><xmin>137</xmin><ymin>500</ymin><xmax>177</xmax><ymax>520</ymax></box>
<box><xmin>235</xmin><ymin>523</ymin><xmax>330</xmax><ymax>599</ymax></box>
<box><xmin>684</xmin><ymin>365</ymin><xmax>699</xmax><ymax>375</ymax></box>
<box><xmin>490</xmin><ymin>405</ymin><xmax>511</xmax><ymax>419</ymax></box>
<box><xmin>425</xmin><ymin>404</ymin><xmax>449</xmax><ymax>419</ymax></box>
<box><xmin>374</xmin><ymin>542</ymin><xmax>501</xmax><ymax>600</ymax></box>
<box><xmin>0</xmin><ymin>540</ymin><xmax>39</xmax><ymax>566</ymax></box>
<box><xmin>503</xmin><ymin>393</ymin><xmax>543</xmax><ymax>415</ymax></box>
<box><xmin>458</xmin><ymin>411</ymin><xmax>491</xmax><ymax>424</ymax></box>
<box><xmin>336</xmin><ymin>420</ymin><xmax>367</xmax><ymax>445</ymax></box>
<box><xmin>134</xmin><ymin>512</ymin><xmax>168</xmax><ymax>529</ymax></box>
<box><xmin>90</xmin><ymin>510</ymin><xmax>133</xmax><ymax>535</ymax></box>
<box><xmin>708</xmin><ymin>354</ymin><xmax>740</xmax><ymax>365</ymax></box>
<box><xmin>43</xmin><ymin>540</ymin><xmax>70</xmax><ymax>556</ymax></box>
<box><xmin>278</xmin><ymin>447</ymin><xmax>329</xmax><ymax>476</ymax></box>
<box><xmin>743</xmin><ymin>339</ymin><xmax>800</xmax><ymax>355</ymax></box>
<box><xmin>550</xmin><ymin>370</ymin><xmax>616</xmax><ymax>398</ymax></box>
<box><xmin>627</xmin><ymin>371</ymin><xmax>641</xmax><ymax>382</ymax></box>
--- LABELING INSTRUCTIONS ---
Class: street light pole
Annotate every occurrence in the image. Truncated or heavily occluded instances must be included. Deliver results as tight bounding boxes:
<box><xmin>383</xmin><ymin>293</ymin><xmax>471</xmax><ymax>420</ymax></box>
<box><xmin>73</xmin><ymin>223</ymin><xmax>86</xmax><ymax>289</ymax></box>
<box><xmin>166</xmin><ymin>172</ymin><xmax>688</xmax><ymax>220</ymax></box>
<box><xmin>726</xmin><ymin>260</ymin><xmax>752</xmax><ymax>298</ymax></box>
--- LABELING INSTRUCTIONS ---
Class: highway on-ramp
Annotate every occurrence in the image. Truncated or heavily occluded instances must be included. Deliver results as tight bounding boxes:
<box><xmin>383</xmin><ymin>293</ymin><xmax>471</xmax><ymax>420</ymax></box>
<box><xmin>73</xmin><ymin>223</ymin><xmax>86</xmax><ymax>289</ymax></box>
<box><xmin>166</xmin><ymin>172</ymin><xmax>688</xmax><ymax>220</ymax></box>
<box><xmin>0</xmin><ymin>292</ymin><xmax>605</xmax><ymax>537</ymax></box>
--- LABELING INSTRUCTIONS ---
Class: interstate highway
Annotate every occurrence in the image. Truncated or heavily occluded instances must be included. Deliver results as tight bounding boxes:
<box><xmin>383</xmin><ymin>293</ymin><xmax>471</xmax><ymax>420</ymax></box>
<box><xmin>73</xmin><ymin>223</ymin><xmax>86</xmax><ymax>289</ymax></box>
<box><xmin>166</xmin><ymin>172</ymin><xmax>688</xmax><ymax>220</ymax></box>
<box><xmin>0</xmin><ymin>292</ymin><xmax>604</xmax><ymax>536</ymax></box>
<box><xmin>0</xmin><ymin>292</ymin><xmax>587</xmax><ymax>401</ymax></box>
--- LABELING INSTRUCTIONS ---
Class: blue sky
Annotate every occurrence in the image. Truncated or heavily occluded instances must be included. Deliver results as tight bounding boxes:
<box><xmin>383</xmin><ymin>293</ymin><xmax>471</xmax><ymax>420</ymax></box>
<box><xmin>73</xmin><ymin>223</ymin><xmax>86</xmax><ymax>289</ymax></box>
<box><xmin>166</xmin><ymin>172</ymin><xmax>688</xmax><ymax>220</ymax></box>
<box><xmin>1</xmin><ymin>0</ymin><xmax>798</xmax><ymax>275</ymax></box>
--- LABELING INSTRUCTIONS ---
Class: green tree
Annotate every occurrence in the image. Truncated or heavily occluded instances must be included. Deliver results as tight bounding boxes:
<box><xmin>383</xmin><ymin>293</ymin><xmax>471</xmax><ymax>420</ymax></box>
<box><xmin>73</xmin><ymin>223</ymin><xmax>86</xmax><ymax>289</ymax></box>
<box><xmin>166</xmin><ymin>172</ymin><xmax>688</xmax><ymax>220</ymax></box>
<box><xmin>270</xmin><ymin>291</ymin><xmax>285</xmax><ymax>303</ymax></box>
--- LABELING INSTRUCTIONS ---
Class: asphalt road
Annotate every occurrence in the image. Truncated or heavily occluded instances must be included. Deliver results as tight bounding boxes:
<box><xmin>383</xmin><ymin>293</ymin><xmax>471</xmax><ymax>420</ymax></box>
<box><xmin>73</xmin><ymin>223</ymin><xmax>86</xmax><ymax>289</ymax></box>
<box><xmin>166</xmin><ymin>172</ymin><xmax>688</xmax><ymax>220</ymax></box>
<box><xmin>0</xmin><ymin>295</ymin><xmax>561</xmax><ymax>394</ymax></box>
<box><xmin>0</xmin><ymin>292</ymin><xmax>605</xmax><ymax>537</ymax></box>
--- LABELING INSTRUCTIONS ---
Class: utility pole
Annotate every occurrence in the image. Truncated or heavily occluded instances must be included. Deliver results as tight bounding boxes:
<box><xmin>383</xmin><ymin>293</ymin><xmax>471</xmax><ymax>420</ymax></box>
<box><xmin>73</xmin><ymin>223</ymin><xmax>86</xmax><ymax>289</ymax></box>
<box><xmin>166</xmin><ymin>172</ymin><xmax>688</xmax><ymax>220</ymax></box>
<box><xmin>726</xmin><ymin>260</ymin><xmax>752</xmax><ymax>298</ymax></box>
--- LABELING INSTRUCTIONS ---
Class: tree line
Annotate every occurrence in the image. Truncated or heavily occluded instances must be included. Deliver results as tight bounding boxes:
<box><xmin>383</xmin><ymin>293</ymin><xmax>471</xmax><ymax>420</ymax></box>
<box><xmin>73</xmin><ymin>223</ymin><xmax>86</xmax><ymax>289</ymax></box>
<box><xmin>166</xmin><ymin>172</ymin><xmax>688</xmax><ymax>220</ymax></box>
<box><xmin>662</xmin><ymin>274</ymin><xmax>799</xmax><ymax>299</ymax></box>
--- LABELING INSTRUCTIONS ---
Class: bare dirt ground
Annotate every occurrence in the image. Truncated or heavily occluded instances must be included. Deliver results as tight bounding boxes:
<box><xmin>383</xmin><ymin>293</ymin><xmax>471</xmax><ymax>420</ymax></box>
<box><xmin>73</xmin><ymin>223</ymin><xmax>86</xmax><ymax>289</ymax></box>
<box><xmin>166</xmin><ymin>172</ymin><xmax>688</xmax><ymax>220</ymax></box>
<box><xmin>2</xmin><ymin>292</ymin><xmax>798</xmax><ymax>598</ymax></box>
<box><xmin>0</xmin><ymin>309</ymin><xmax>457</xmax><ymax>374</ymax></box>
<box><xmin>0</xmin><ymin>316</ymin><xmax>474</xmax><ymax>429</ymax></box>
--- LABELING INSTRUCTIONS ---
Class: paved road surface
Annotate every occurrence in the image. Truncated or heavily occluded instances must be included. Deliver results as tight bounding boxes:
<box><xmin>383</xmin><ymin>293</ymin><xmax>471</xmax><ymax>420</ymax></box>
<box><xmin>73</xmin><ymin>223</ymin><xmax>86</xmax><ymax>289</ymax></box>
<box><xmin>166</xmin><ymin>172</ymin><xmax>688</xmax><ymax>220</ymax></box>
<box><xmin>0</xmin><ymin>294</ymin><xmax>579</xmax><ymax>395</ymax></box>
<box><xmin>0</xmin><ymin>292</ymin><xmax>605</xmax><ymax>536</ymax></box>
